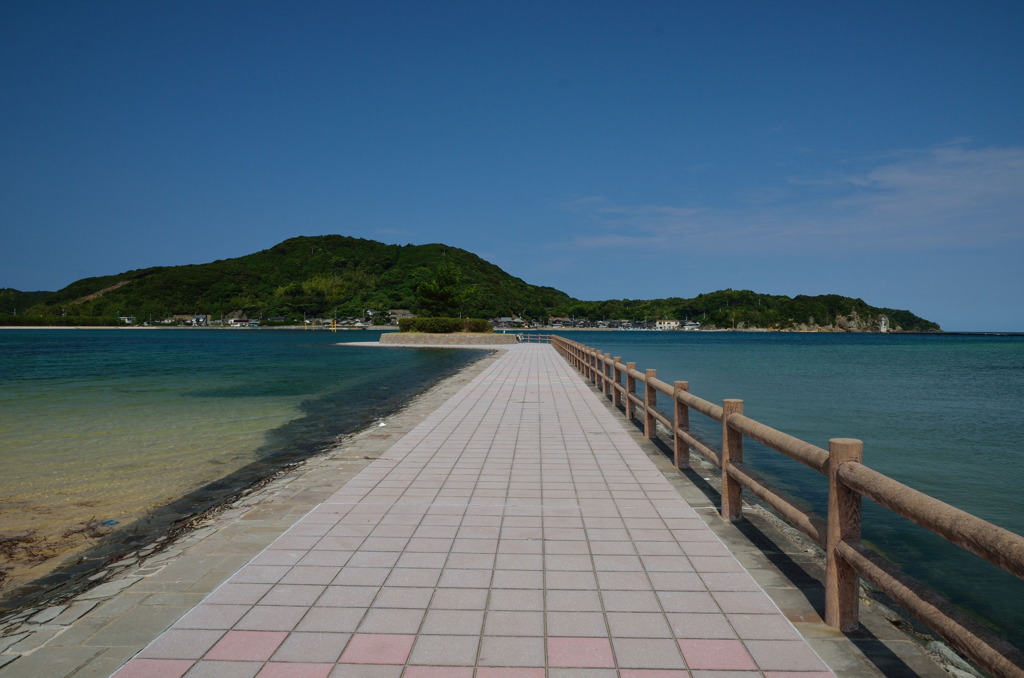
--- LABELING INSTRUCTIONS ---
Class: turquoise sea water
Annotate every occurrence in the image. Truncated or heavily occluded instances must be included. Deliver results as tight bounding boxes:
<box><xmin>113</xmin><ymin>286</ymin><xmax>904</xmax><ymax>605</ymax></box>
<box><xmin>0</xmin><ymin>329</ymin><xmax>482</xmax><ymax>598</ymax></box>
<box><xmin>549</xmin><ymin>330</ymin><xmax>1024</xmax><ymax>649</ymax></box>
<box><xmin>2</xmin><ymin>329</ymin><xmax>1021</xmax><ymax>648</ymax></box>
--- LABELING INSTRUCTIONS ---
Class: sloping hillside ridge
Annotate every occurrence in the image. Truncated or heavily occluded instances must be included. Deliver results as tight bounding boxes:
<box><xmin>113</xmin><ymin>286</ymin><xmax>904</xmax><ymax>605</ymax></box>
<box><xmin>7</xmin><ymin>235</ymin><xmax>940</xmax><ymax>331</ymax></box>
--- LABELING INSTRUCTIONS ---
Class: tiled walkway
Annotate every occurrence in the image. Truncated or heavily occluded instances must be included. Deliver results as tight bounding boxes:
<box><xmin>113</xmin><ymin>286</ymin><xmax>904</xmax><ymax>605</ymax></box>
<box><xmin>112</xmin><ymin>343</ymin><xmax>836</xmax><ymax>678</ymax></box>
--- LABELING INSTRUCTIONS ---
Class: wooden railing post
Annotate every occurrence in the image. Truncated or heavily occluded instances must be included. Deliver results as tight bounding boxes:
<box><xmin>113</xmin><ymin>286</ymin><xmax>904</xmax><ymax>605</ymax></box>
<box><xmin>598</xmin><ymin>352</ymin><xmax>606</xmax><ymax>395</ymax></box>
<box><xmin>673</xmin><ymin>381</ymin><xmax>690</xmax><ymax>468</ymax></box>
<box><xmin>721</xmin><ymin>399</ymin><xmax>744</xmax><ymax>521</ymax></box>
<box><xmin>644</xmin><ymin>369</ymin><xmax>657</xmax><ymax>438</ymax></box>
<box><xmin>611</xmin><ymin>357</ymin><xmax>622</xmax><ymax>408</ymax></box>
<box><xmin>826</xmin><ymin>438</ymin><xmax>864</xmax><ymax>632</ymax></box>
<box><xmin>625</xmin><ymin>362</ymin><xmax>637</xmax><ymax>421</ymax></box>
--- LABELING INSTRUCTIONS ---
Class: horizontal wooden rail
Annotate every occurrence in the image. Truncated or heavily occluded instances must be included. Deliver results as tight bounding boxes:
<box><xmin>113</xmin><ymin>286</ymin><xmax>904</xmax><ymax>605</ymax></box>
<box><xmin>727</xmin><ymin>412</ymin><xmax>829</xmax><ymax>474</ymax></box>
<box><xmin>729</xmin><ymin>460</ymin><xmax>827</xmax><ymax>546</ymax></box>
<box><xmin>838</xmin><ymin>462</ymin><xmax>1024</xmax><ymax>579</ymax></box>
<box><xmin>837</xmin><ymin>540</ymin><xmax>1024</xmax><ymax>678</ymax></box>
<box><xmin>548</xmin><ymin>334</ymin><xmax>1024</xmax><ymax>678</ymax></box>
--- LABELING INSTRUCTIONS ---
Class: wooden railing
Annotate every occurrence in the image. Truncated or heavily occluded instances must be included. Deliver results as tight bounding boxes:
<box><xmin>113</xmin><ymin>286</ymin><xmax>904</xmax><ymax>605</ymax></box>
<box><xmin>512</xmin><ymin>332</ymin><xmax>556</xmax><ymax>343</ymax></box>
<box><xmin>549</xmin><ymin>334</ymin><xmax>1024</xmax><ymax>678</ymax></box>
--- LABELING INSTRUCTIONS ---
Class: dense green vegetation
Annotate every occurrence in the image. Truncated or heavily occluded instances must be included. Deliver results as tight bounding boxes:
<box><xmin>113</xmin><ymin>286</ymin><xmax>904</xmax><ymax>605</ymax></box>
<box><xmin>0</xmin><ymin>235</ymin><xmax>940</xmax><ymax>331</ymax></box>
<box><xmin>12</xmin><ymin>236</ymin><xmax>571</xmax><ymax>323</ymax></box>
<box><xmin>0</xmin><ymin>288</ymin><xmax>51</xmax><ymax>316</ymax></box>
<box><xmin>562</xmin><ymin>289</ymin><xmax>939</xmax><ymax>332</ymax></box>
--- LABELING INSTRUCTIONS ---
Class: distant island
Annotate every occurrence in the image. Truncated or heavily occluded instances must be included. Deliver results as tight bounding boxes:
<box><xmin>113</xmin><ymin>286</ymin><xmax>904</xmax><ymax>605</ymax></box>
<box><xmin>0</xmin><ymin>235</ymin><xmax>940</xmax><ymax>332</ymax></box>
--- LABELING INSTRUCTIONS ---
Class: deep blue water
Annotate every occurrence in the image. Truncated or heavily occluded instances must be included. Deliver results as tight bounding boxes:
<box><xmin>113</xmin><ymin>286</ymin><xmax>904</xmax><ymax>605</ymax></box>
<box><xmin>545</xmin><ymin>330</ymin><xmax>1024</xmax><ymax>648</ymax></box>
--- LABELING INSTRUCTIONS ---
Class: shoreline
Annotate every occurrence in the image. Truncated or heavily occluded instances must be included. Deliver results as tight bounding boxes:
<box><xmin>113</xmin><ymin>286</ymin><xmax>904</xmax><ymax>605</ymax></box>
<box><xmin>0</xmin><ymin>347</ymin><xmax>498</xmax><ymax>620</ymax></box>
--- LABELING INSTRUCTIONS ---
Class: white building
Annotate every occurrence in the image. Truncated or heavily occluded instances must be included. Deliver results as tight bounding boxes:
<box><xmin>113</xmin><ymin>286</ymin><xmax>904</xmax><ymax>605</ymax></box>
<box><xmin>656</xmin><ymin>319</ymin><xmax>681</xmax><ymax>331</ymax></box>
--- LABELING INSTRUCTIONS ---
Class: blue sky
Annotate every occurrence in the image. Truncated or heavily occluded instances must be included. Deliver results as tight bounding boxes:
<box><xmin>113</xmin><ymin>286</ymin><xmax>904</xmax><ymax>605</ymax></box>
<box><xmin>2</xmin><ymin>1</ymin><xmax>1022</xmax><ymax>331</ymax></box>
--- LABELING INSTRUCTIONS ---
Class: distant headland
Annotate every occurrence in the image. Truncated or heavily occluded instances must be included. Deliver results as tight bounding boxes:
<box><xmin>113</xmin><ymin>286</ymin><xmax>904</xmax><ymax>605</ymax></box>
<box><xmin>0</xmin><ymin>235</ymin><xmax>940</xmax><ymax>332</ymax></box>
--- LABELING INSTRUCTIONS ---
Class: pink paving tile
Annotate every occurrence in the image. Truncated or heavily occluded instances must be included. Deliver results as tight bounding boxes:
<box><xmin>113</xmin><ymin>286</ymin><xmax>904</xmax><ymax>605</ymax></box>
<box><xmin>619</xmin><ymin>672</ymin><xmax>690</xmax><ymax>678</ymax></box>
<box><xmin>547</xmin><ymin>637</ymin><xmax>615</xmax><ymax>668</ymax></box>
<box><xmin>337</xmin><ymin>633</ymin><xmax>416</xmax><ymax>664</ymax></box>
<box><xmin>111</xmin><ymin>658</ymin><xmax>194</xmax><ymax>678</ymax></box>
<box><xmin>763</xmin><ymin>673</ymin><xmax>835</xmax><ymax>678</ymax></box>
<box><xmin>205</xmin><ymin>630</ymin><xmax>288</xmax><ymax>662</ymax></box>
<box><xmin>678</xmin><ymin>638</ymin><xmax>758</xmax><ymax>671</ymax></box>
<box><xmin>256</xmin><ymin>663</ymin><xmax>334</xmax><ymax>678</ymax></box>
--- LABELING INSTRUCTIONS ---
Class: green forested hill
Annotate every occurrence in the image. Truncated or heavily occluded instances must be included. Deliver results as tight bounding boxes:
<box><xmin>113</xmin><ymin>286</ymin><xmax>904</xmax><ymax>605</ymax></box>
<box><xmin>563</xmin><ymin>289</ymin><xmax>939</xmax><ymax>332</ymax></box>
<box><xmin>3</xmin><ymin>235</ymin><xmax>940</xmax><ymax>331</ymax></box>
<box><xmin>0</xmin><ymin>288</ymin><xmax>52</xmax><ymax>315</ymax></box>
<box><xmin>14</xmin><ymin>236</ymin><xmax>572</xmax><ymax>322</ymax></box>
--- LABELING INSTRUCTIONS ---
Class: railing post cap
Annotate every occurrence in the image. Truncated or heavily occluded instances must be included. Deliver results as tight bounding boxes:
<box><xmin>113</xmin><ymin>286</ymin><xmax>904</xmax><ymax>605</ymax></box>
<box><xmin>829</xmin><ymin>437</ymin><xmax>863</xmax><ymax>447</ymax></box>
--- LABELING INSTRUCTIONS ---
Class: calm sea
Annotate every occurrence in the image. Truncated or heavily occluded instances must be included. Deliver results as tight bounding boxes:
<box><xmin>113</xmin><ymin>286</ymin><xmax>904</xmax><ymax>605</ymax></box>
<box><xmin>550</xmin><ymin>330</ymin><xmax>1024</xmax><ymax>648</ymax></box>
<box><xmin>2</xmin><ymin>329</ymin><xmax>1021</xmax><ymax>648</ymax></box>
<box><xmin>0</xmin><ymin>329</ymin><xmax>482</xmax><ymax>600</ymax></box>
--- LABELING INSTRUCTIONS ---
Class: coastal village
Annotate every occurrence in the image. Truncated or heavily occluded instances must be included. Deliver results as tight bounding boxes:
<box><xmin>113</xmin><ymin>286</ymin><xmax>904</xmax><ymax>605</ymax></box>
<box><xmin>127</xmin><ymin>311</ymin><xmax>892</xmax><ymax>333</ymax></box>
<box><xmin>127</xmin><ymin>311</ymin><xmax>704</xmax><ymax>330</ymax></box>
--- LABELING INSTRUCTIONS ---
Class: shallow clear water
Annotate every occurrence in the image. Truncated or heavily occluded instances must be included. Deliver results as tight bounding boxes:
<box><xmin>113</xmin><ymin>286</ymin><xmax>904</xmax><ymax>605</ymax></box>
<box><xmin>550</xmin><ymin>330</ymin><xmax>1024</xmax><ymax>647</ymax></box>
<box><xmin>0</xmin><ymin>329</ymin><xmax>482</xmax><ymax>594</ymax></box>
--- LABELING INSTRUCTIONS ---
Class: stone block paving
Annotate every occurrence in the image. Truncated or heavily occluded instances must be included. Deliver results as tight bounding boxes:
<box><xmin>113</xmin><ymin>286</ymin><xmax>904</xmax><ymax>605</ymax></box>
<box><xmin>112</xmin><ymin>344</ymin><xmax>837</xmax><ymax>677</ymax></box>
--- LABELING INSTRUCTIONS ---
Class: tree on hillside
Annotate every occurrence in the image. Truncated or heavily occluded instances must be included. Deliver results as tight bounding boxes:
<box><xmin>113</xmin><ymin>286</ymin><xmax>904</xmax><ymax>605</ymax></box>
<box><xmin>416</xmin><ymin>264</ymin><xmax>472</xmax><ymax>317</ymax></box>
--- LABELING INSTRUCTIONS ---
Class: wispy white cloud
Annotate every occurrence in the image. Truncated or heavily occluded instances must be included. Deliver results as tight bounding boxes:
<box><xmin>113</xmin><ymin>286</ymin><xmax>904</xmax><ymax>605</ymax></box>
<box><xmin>556</xmin><ymin>142</ymin><xmax>1024</xmax><ymax>254</ymax></box>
